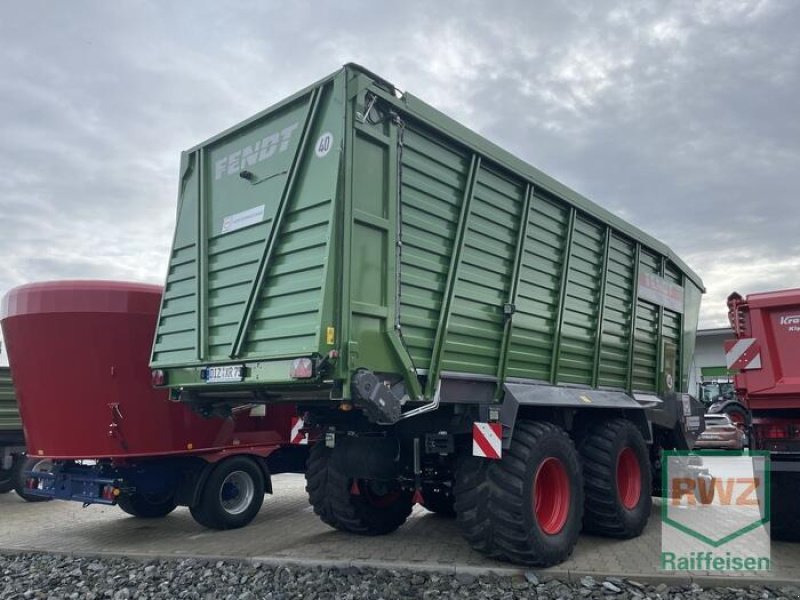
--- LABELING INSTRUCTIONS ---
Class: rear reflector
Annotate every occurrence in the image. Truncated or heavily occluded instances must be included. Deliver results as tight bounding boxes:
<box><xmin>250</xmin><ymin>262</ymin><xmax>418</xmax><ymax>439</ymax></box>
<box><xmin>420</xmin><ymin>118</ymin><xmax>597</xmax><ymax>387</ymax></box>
<box><xmin>289</xmin><ymin>358</ymin><xmax>314</xmax><ymax>379</ymax></box>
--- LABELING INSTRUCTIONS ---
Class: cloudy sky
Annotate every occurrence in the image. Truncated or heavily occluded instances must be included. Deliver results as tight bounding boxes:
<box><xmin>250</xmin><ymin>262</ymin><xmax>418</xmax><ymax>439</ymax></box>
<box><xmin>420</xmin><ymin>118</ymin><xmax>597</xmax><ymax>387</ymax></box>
<box><xmin>1</xmin><ymin>0</ymin><xmax>798</xmax><ymax>354</ymax></box>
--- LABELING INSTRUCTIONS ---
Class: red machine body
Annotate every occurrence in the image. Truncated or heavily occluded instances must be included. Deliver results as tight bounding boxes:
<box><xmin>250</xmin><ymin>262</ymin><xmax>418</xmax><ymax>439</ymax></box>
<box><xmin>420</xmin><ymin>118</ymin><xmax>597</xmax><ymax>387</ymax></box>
<box><xmin>726</xmin><ymin>288</ymin><xmax>800</xmax><ymax>451</ymax></box>
<box><xmin>0</xmin><ymin>280</ymin><xmax>295</xmax><ymax>459</ymax></box>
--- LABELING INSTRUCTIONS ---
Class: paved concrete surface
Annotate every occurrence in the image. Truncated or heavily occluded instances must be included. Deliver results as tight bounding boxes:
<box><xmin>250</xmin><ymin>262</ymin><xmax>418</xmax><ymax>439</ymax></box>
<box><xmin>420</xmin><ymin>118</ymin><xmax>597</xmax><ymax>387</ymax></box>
<box><xmin>1</xmin><ymin>474</ymin><xmax>799</xmax><ymax>584</ymax></box>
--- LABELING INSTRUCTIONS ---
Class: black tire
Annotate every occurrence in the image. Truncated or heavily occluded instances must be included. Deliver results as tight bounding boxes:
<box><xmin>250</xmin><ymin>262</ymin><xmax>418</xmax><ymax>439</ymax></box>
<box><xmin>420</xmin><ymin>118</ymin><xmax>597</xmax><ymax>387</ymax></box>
<box><xmin>117</xmin><ymin>493</ymin><xmax>177</xmax><ymax>518</ymax></box>
<box><xmin>579</xmin><ymin>418</ymin><xmax>652</xmax><ymax>538</ymax></box>
<box><xmin>771</xmin><ymin>472</ymin><xmax>800</xmax><ymax>541</ymax></box>
<box><xmin>454</xmin><ymin>421</ymin><xmax>584</xmax><ymax>567</ymax></box>
<box><xmin>453</xmin><ymin>455</ymin><xmax>493</xmax><ymax>554</ymax></box>
<box><xmin>189</xmin><ymin>456</ymin><xmax>265</xmax><ymax>530</ymax></box>
<box><xmin>13</xmin><ymin>456</ymin><xmax>53</xmax><ymax>503</ymax></box>
<box><xmin>305</xmin><ymin>441</ymin><xmax>413</xmax><ymax>536</ymax></box>
<box><xmin>421</xmin><ymin>488</ymin><xmax>456</xmax><ymax>517</ymax></box>
<box><xmin>722</xmin><ymin>405</ymin><xmax>748</xmax><ymax>429</ymax></box>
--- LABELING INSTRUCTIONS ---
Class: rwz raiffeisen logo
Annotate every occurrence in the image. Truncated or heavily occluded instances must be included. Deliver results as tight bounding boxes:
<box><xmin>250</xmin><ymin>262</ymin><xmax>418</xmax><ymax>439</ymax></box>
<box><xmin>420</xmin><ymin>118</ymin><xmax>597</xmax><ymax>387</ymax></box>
<box><xmin>214</xmin><ymin>122</ymin><xmax>299</xmax><ymax>180</ymax></box>
<box><xmin>661</xmin><ymin>451</ymin><xmax>771</xmax><ymax>572</ymax></box>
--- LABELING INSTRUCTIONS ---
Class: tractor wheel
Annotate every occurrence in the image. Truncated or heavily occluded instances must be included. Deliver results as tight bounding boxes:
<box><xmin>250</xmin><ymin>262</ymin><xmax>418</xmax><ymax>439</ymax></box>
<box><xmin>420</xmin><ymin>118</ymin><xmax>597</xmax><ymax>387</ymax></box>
<box><xmin>189</xmin><ymin>456</ymin><xmax>265</xmax><ymax>530</ymax></box>
<box><xmin>454</xmin><ymin>420</ymin><xmax>584</xmax><ymax>567</ymax></box>
<box><xmin>14</xmin><ymin>457</ymin><xmax>53</xmax><ymax>502</ymax></box>
<box><xmin>305</xmin><ymin>441</ymin><xmax>413</xmax><ymax>536</ymax></box>
<box><xmin>421</xmin><ymin>487</ymin><xmax>456</xmax><ymax>517</ymax></box>
<box><xmin>117</xmin><ymin>493</ymin><xmax>177</xmax><ymax>518</ymax></box>
<box><xmin>579</xmin><ymin>419</ymin><xmax>652</xmax><ymax>538</ymax></box>
<box><xmin>722</xmin><ymin>405</ymin><xmax>748</xmax><ymax>430</ymax></box>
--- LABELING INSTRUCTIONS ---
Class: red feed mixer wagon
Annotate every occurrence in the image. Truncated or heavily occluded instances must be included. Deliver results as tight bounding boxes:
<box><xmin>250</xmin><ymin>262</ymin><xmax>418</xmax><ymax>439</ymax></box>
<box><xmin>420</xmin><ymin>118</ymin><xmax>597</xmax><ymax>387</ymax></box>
<box><xmin>0</xmin><ymin>280</ymin><xmax>309</xmax><ymax>529</ymax></box>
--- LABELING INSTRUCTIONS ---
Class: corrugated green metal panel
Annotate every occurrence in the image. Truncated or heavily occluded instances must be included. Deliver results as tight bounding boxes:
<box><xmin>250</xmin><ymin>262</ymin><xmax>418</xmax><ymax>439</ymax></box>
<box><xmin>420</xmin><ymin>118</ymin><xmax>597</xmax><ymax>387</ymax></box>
<box><xmin>398</xmin><ymin>87</ymin><xmax>703</xmax><ymax>292</ymax></box>
<box><xmin>206</xmin><ymin>221</ymin><xmax>273</xmax><ymax>359</ymax></box>
<box><xmin>348</xmin><ymin>67</ymin><xmax>703</xmax><ymax>397</ymax></box>
<box><xmin>440</xmin><ymin>166</ymin><xmax>524</xmax><ymax>374</ymax></box>
<box><xmin>506</xmin><ymin>195</ymin><xmax>570</xmax><ymax>381</ymax></box>
<box><xmin>0</xmin><ymin>366</ymin><xmax>20</xmax><ymax>431</ymax></box>
<box><xmin>205</xmin><ymin>93</ymin><xmax>312</xmax><ymax>361</ymax></box>
<box><xmin>639</xmin><ymin>249</ymin><xmax>660</xmax><ymax>276</ymax></box>
<box><xmin>631</xmin><ymin>301</ymin><xmax>659</xmax><ymax>391</ymax></box>
<box><xmin>629</xmin><ymin>249</ymin><xmax>666</xmax><ymax>392</ymax></box>
<box><xmin>243</xmin><ymin>197</ymin><xmax>334</xmax><ymax>356</ymax></box>
<box><xmin>153</xmin><ymin>72</ymin><xmax>344</xmax><ymax>367</ymax></box>
<box><xmin>153</xmin><ymin>252</ymin><xmax>198</xmax><ymax>363</ymax></box>
<box><xmin>398</xmin><ymin>125</ymin><xmax>470</xmax><ymax>369</ymax></box>
<box><xmin>664</xmin><ymin>261</ymin><xmax>682</xmax><ymax>285</ymax></box>
<box><xmin>242</xmin><ymin>78</ymin><xmax>344</xmax><ymax>359</ymax></box>
<box><xmin>556</xmin><ymin>216</ymin><xmax>604</xmax><ymax>385</ymax></box>
<box><xmin>596</xmin><ymin>234</ymin><xmax>635</xmax><ymax>389</ymax></box>
<box><xmin>153</xmin><ymin>155</ymin><xmax>201</xmax><ymax>365</ymax></box>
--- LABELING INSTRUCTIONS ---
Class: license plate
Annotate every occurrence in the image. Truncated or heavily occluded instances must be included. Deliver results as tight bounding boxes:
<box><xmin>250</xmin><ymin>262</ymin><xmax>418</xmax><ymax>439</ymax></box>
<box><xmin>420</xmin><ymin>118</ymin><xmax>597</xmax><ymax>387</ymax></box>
<box><xmin>205</xmin><ymin>365</ymin><xmax>244</xmax><ymax>383</ymax></box>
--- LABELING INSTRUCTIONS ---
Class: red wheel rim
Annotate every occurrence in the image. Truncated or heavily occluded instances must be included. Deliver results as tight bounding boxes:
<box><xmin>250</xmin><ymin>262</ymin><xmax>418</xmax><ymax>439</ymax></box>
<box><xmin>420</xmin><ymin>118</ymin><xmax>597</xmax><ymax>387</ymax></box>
<box><xmin>729</xmin><ymin>412</ymin><xmax>745</xmax><ymax>428</ymax></box>
<box><xmin>617</xmin><ymin>447</ymin><xmax>642</xmax><ymax>510</ymax></box>
<box><xmin>533</xmin><ymin>457</ymin><xmax>571</xmax><ymax>535</ymax></box>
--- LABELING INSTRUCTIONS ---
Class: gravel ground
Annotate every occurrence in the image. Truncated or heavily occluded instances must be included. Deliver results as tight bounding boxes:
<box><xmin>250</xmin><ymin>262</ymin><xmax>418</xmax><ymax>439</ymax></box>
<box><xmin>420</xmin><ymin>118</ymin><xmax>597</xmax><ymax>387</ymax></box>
<box><xmin>2</xmin><ymin>554</ymin><xmax>800</xmax><ymax>600</ymax></box>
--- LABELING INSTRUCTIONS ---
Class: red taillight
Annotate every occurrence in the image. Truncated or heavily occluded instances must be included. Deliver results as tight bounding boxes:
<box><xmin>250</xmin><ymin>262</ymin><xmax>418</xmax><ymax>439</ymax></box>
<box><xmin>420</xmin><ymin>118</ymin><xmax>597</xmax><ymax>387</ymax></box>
<box><xmin>289</xmin><ymin>358</ymin><xmax>314</xmax><ymax>379</ymax></box>
<box><xmin>102</xmin><ymin>485</ymin><xmax>119</xmax><ymax>501</ymax></box>
<box><xmin>151</xmin><ymin>369</ymin><xmax>166</xmax><ymax>386</ymax></box>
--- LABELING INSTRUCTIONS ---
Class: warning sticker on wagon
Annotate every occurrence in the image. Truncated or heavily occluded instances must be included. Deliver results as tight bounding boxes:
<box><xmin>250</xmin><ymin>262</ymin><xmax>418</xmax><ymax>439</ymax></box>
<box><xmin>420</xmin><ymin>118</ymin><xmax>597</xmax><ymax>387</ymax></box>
<box><xmin>221</xmin><ymin>204</ymin><xmax>265</xmax><ymax>234</ymax></box>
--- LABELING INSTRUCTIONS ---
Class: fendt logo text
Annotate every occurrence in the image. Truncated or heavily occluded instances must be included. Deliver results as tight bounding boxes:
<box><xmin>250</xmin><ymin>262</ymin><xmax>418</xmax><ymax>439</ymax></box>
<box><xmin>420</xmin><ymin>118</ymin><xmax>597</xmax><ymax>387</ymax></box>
<box><xmin>214</xmin><ymin>122</ymin><xmax>299</xmax><ymax>180</ymax></box>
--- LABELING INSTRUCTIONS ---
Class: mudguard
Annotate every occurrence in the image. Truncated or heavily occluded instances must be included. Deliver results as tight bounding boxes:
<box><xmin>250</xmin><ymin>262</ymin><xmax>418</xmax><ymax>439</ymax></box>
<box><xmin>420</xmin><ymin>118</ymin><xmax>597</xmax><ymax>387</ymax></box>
<box><xmin>502</xmin><ymin>383</ymin><xmax>652</xmax><ymax>446</ymax></box>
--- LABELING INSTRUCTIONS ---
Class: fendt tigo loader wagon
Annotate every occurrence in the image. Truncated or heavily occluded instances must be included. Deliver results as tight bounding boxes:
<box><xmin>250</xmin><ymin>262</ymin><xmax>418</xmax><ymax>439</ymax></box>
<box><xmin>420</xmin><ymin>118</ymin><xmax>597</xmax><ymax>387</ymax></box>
<box><xmin>151</xmin><ymin>64</ymin><xmax>705</xmax><ymax>566</ymax></box>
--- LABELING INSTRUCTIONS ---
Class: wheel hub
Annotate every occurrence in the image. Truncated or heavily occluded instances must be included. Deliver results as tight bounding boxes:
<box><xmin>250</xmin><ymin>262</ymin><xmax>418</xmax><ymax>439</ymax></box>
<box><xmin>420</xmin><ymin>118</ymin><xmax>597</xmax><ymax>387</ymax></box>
<box><xmin>533</xmin><ymin>457</ymin><xmax>570</xmax><ymax>535</ymax></box>
<box><xmin>219</xmin><ymin>470</ymin><xmax>255</xmax><ymax>515</ymax></box>
<box><xmin>616</xmin><ymin>447</ymin><xmax>642</xmax><ymax>510</ymax></box>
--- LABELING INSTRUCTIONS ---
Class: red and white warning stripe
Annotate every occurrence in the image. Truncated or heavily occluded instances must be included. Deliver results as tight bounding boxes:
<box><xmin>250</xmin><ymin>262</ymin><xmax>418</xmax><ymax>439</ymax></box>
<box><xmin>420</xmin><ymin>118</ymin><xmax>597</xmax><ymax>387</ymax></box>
<box><xmin>472</xmin><ymin>422</ymin><xmax>502</xmax><ymax>460</ymax></box>
<box><xmin>290</xmin><ymin>417</ymin><xmax>309</xmax><ymax>445</ymax></box>
<box><xmin>725</xmin><ymin>338</ymin><xmax>762</xmax><ymax>370</ymax></box>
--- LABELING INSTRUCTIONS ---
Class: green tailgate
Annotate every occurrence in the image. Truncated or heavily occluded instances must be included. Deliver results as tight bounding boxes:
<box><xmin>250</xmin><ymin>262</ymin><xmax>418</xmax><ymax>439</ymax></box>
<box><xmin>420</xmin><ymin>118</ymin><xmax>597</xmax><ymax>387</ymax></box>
<box><xmin>152</xmin><ymin>71</ymin><xmax>346</xmax><ymax>375</ymax></box>
<box><xmin>0</xmin><ymin>367</ymin><xmax>20</xmax><ymax>431</ymax></box>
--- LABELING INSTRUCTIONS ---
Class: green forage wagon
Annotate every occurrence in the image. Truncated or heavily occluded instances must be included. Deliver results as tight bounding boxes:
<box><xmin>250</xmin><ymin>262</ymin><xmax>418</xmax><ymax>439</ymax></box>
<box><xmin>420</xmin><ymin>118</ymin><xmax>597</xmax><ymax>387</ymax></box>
<box><xmin>151</xmin><ymin>64</ymin><xmax>705</xmax><ymax>566</ymax></box>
